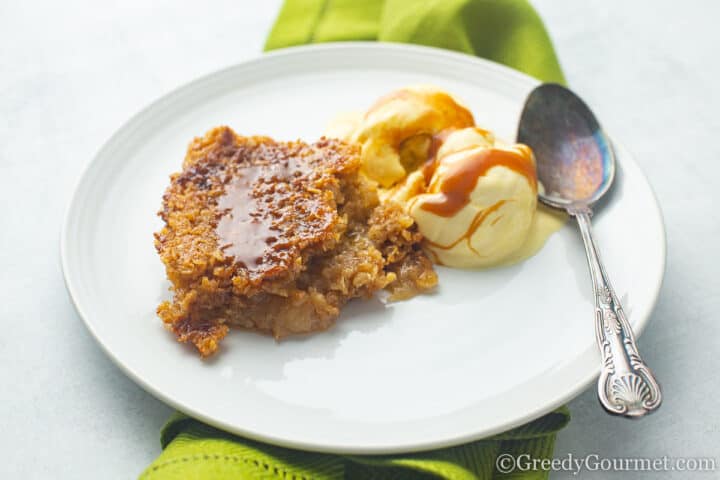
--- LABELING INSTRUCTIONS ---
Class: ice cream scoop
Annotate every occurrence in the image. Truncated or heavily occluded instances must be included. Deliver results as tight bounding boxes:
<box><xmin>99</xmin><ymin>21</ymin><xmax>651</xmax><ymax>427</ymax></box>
<box><xmin>351</xmin><ymin>86</ymin><xmax>475</xmax><ymax>186</ymax></box>
<box><xmin>389</xmin><ymin>128</ymin><xmax>538</xmax><ymax>267</ymax></box>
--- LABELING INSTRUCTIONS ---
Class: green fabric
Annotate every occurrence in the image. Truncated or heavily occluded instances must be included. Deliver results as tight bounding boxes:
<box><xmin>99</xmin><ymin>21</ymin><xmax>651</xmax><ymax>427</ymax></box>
<box><xmin>140</xmin><ymin>408</ymin><xmax>569</xmax><ymax>479</ymax></box>
<box><xmin>141</xmin><ymin>2</ymin><xmax>569</xmax><ymax>479</ymax></box>
<box><xmin>265</xmin><ymin>0</ymin><xmax>565</xmax><ymax>84</ymax></box>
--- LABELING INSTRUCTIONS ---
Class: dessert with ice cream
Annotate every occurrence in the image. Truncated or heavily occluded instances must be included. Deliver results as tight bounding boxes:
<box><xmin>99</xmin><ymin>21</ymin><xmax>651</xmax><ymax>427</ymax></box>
<box><xmin>155</xmin><ymin>86</ymin><xmax>565</xmax><ymax>356</ymax></box>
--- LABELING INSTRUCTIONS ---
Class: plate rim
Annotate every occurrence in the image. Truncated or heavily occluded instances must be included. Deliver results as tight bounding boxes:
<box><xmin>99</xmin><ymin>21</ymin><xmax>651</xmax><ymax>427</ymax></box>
<box><xmin>60</xmin><ymin>42</ymin><xmax>667</xmax><ymax>454</ymax></box>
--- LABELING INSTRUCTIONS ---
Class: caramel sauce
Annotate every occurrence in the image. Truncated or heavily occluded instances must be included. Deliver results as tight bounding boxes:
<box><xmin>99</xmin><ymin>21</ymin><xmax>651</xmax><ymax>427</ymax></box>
<box><xmin>215</xmin><ymin>166</ymin><xmax>272</xmax><ymax>269</ymax></box>
<box><xmin>422</xmin><ymin>128</ymin><xmax>455</xmax><ymax>184</ymax></box>
<box><xmin>412</xmin><ymin>137</ymin><xmax>537</xmax><ymax>258</ymax></box>
<box><xmin>465</xmin><ymin>200</ymin><xmax>508</xmax><ymax>254</ymax></box>
<box><xmin>419</xmin><ymin>146</ymin><xmax>536</xmax><ymax>218</ymax></box>
<box><xmin>215</xmin><ymin>159</ymin><xmax>313</xmax><ymax>270</ymax></box>
<box><xmin>423</xmin><ymin>200</ymin><xmax>507</xmax><ymax>251</ymax></box>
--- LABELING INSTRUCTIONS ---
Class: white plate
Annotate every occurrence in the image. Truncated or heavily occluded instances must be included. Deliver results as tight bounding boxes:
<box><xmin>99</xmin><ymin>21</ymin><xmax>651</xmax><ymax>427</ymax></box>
<box><xmin>61</xmin><ymin>43</ymin><xmax>665</xmax><ymax>454</ymax></box>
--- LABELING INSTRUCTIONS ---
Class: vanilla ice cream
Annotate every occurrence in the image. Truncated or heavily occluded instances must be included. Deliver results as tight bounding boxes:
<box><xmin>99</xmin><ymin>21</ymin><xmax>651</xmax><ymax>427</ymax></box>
<box><xmin>350</xmin><ymin>86</ymin><xmax>475</xmax><ymax>187</ymax></box>
<box><xmin>385</xmin><ymin>128</ymin><xmax>538</xmax><ymax>267</ymax></box>
<box><xmin>326</xmin><ymin>86</ymin><xmax>563</xmax><ymax>268</ymax></box>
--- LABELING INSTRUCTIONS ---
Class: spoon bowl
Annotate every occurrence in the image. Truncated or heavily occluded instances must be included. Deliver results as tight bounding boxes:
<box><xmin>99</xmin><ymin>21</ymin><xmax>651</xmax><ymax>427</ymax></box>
<box><xmin>517</xmin><ymin>84</ymin><xmax>662</xmax><ymax>418</ymax></box>
<box><xmin>518</xmin><ymin>84</ymin><xmax>615</xmax><ymax>209</ymax></box>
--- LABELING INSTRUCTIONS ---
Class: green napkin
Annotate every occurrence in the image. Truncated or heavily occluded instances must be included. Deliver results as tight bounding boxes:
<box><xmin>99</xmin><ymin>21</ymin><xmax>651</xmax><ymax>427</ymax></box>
<box><xmin>141</xmin><ymin>408</ymin><xmax>569</xmax><ymax>479</ymax></box>
<box><xmin>265</xmin><ymin>0</ymin><xmax>565</xmax><ymax>84</ymax></box>
<box><xmin>141</xmin><ymin>1</ymin><xmax>569</xmax><ymax>478</ymax></box>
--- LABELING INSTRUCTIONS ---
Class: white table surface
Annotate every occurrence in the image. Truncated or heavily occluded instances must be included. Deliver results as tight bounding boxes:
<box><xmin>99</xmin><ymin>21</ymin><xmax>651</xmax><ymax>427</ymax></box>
<box><xmin>2</xmin><ymin>1</ymin><xmax>718</xmax><ymax>478</ymax></box>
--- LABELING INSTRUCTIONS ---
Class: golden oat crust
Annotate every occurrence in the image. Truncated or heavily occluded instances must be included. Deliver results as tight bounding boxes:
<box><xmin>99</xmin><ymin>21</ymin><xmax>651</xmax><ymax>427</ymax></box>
<box><xmin>155</xmin><ymin>126</ymin><xmax>437</xmax><ymax>356</ymax></box>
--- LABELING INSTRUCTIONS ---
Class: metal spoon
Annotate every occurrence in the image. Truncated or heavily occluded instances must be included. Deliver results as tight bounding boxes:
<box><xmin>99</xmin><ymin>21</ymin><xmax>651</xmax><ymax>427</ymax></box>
<box><xmin>517</xmin><ymin>83</ymin><xmax>662</xmax><ymax>418</ymax></box>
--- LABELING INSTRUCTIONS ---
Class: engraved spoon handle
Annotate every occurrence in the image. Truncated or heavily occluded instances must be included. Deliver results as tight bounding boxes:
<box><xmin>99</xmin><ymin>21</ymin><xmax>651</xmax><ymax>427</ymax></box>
<box><xmin>571</xmin><ymin>207</ymin><xmax>662</xmax><ymax>417</ymax></box>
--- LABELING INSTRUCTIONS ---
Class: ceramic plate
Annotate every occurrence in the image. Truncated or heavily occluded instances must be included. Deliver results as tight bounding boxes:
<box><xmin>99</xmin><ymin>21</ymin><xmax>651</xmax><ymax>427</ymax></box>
<box><xmin>61</xmin><ymin>43</ymin><xmax>665</xmax><ymax>454</ymax></box>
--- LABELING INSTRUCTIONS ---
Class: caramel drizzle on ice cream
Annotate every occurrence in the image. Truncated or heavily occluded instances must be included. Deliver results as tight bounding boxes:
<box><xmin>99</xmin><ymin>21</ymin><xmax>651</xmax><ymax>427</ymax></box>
<box><xmin>413</xmin><ymin>133</ymin><xmax>537</xmax><ymax>255</ymax></box>
<box><xmin>419</xmin><ymin>140</ymin><xmax>536</xmax><ymax>218</ymax></box>
<box><xmin>423</xmin><ymin>200</ymin><xmax>508</xmax><ymax>252</ymax></box>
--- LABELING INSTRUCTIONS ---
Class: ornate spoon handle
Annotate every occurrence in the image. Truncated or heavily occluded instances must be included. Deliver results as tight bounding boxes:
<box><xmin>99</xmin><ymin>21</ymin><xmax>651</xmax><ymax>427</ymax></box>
<box><xmin>572</xmin><ymin>207</ymin><xmax>662</xmax><ymax>417</ymax></box>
